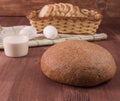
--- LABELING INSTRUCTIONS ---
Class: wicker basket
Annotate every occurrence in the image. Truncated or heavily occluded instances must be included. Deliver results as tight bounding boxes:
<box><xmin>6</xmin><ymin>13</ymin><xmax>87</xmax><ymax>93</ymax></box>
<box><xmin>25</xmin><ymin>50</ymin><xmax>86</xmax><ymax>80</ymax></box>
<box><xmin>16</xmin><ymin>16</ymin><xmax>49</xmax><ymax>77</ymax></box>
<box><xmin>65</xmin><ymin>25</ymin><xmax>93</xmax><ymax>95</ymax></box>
<box><xmin>27</xmin><ymin>10</ymin><xmax>102</xmax><ymax>34</ymax></box>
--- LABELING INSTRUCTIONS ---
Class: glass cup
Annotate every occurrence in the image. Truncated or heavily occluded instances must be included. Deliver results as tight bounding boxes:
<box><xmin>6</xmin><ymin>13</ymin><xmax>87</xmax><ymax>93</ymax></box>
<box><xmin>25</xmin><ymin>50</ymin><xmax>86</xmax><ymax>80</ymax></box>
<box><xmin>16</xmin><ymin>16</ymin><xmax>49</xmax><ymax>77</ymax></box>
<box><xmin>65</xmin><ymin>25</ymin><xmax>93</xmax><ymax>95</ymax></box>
<box><xmin>3</xmin><ymin>35</ymin><xmax>29</xmax><ymax>57</ymax></box>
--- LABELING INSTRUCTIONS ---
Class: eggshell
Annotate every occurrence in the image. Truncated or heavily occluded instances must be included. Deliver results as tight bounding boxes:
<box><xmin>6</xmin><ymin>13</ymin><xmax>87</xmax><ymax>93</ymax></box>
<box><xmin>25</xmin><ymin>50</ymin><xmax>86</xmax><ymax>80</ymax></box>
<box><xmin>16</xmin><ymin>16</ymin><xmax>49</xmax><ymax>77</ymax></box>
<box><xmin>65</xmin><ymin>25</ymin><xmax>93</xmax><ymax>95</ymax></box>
<box><xmin>43</xmin><ymin>25</ymin><xmax>58</xmax><ymax>39</ymax></box>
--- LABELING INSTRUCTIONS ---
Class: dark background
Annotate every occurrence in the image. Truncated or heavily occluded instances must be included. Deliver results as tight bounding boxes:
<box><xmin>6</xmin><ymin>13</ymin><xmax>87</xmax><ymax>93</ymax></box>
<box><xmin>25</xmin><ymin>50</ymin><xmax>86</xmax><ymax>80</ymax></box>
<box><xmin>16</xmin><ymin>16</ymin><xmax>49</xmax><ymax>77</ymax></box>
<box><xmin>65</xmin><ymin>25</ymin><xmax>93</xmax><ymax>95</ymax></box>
<box><xmin>0</xmin><ymin>0</ymin><xmax>120</xmax><ymax>17</ymax></box>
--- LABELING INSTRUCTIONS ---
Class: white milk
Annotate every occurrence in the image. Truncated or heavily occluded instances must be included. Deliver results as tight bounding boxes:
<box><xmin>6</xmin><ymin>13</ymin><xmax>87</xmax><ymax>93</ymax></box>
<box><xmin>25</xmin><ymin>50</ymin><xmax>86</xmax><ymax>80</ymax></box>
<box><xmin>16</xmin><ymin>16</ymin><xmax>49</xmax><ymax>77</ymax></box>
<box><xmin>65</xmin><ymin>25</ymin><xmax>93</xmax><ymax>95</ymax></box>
<box><xmin>3</xmin><ymin>35</ymin><xmax>29</xmax><ymax>57</ymax></box>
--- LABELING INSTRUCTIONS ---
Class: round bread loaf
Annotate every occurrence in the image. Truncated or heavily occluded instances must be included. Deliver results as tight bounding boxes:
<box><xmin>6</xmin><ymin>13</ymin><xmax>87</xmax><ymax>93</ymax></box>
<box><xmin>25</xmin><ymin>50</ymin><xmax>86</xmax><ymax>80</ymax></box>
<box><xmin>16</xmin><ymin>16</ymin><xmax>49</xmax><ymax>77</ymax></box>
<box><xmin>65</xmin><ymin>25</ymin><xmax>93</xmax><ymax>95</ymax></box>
<box><xmin>41</xmin><ymin>40</ymin><xmax>116</xmax><ymax>87</ymax></box>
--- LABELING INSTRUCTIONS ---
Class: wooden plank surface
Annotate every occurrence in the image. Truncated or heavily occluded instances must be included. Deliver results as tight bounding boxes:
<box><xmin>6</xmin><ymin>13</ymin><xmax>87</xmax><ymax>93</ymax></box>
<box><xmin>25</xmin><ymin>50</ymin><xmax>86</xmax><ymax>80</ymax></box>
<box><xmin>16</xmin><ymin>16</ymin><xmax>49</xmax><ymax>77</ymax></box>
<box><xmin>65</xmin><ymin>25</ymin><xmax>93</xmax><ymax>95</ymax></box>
<box><xmin>0</xmin><ymin>0</ymin><xmax>120</xmax><ymax>17</ymax></box>
<box><xmin>0</xmin><ymin>17</ymin><xmax>120</xmax><ymax>101</ymax></box>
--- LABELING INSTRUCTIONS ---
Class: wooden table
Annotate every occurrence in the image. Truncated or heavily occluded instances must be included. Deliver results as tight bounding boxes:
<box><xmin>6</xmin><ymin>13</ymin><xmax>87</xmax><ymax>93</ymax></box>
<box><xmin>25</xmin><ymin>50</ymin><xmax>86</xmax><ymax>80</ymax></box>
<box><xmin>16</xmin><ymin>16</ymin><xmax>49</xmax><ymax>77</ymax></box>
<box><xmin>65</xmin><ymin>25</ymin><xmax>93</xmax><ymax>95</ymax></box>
<box><xmin>0</xmin><ymin>17</ymin><xmax>120</xmax><ymax>101</ymax></box>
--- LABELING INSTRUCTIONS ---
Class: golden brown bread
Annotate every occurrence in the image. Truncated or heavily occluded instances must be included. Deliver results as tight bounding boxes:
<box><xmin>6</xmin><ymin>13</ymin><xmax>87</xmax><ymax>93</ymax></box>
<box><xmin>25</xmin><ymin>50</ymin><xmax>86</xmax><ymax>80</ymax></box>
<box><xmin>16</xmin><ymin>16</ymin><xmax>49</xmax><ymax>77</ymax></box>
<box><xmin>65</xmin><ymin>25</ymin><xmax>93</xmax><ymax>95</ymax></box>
<box><xmin>38</xmin><ymin>3</ymin><xmax>102</xmax><ymax>20</ymax></box>
<box><xmin>41</xmin><ymin>40</ymin><xmax>116</xmax><ymax>87</ymax></box>
<box><xmin>38</xmin><ymin>5</ymin><xmax>53</xmax><ymax>17</ymax></box>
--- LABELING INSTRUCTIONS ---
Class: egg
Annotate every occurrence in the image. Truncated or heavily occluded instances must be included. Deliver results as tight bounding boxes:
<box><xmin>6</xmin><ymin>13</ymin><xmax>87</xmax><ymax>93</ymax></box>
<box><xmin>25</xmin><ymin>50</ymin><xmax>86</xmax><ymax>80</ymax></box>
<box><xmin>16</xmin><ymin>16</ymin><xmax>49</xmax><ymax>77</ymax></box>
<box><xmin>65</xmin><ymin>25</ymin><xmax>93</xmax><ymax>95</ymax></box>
<box><xmin>19</xmin><ymin>26</ymin><xmax>37</xmax><ymax>39</ymax></box>
<box><xmin>43</xmin><ymin>25</ymin><xmax>58</xmax><ymax>39</ymax></box>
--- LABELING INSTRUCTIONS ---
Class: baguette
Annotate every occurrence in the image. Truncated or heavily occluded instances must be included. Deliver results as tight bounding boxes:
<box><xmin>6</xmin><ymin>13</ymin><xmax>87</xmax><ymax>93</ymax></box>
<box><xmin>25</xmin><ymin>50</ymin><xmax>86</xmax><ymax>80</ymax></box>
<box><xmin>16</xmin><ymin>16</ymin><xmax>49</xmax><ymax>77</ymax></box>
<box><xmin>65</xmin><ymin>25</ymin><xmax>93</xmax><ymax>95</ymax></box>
<box><xmin>65</xmin><ymin>3</ymin><xmax>75</xmax><ymax>17</ymax></box>
<box><xmin>38</xmin><ymin>5</ymin><xmax>53</xmax><ymax>17</ymax></box>
<box><xmin>38</xmin><ymin>3</ymin><xmax>101</xmax><ymax>20</ymax></box>
<box><xmin>59</xmin><ymin>3</ymin><xmax>66</xmax><ymax>16</ymax></box>
<box><xmin>50</xmin><ymin>4</ymin><xmax>60</xmax><ymax>16</ymax></box>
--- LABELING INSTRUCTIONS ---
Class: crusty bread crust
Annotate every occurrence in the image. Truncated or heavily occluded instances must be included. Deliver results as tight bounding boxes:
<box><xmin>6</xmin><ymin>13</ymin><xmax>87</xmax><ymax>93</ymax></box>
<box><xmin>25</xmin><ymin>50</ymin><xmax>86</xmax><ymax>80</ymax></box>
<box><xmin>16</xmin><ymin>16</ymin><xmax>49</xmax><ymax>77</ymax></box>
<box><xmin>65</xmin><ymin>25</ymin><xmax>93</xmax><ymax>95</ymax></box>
<box><xmin>41</xmin><ymin>40</ymin><xmax>116</xmax><ymax>87</ymax></box>
<box><xmin>36</xmin><ymin>3</ymin><xmax>102</xmax><ymax>20</ymax></box>
<box><xmin>38</xmin><ymin>5</ymin><xmax>53</xmax><ymax>17</ymax></box>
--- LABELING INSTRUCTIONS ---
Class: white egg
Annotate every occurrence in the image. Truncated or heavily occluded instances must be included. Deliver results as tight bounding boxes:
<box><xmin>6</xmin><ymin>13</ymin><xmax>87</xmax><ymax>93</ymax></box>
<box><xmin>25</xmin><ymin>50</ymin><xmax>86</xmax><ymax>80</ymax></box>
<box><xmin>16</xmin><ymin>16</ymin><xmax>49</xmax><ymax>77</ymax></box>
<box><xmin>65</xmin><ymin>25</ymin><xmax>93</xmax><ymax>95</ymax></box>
<box><xmin>19</xmin><ymin>26</ymin><xmax>37</xmax><ymax>38</ymax></box>
<box><xmin>43</xmin><ymin>25</ymin><xmax>58</xmax><ymax>39</ymax></box>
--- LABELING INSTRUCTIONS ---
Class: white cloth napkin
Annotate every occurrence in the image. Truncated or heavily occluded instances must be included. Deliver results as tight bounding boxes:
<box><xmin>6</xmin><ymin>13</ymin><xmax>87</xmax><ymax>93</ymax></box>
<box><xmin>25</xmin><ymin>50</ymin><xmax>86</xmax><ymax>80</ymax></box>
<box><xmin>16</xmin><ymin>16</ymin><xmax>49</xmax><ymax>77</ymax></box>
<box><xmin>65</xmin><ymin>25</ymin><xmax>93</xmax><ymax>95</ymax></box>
<box><xmin>0</xmin><ymin>25</ymin><xmax>107</xmax><ymax>49</ymax></box>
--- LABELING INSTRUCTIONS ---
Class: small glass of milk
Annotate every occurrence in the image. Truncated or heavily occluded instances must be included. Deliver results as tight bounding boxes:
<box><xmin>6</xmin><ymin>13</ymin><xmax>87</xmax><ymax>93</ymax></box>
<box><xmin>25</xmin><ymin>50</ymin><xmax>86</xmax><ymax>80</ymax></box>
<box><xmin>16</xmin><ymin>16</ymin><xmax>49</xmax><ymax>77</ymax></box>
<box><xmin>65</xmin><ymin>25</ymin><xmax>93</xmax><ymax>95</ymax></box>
<box><xmin>3</xmin><ymin>35</ymin><xmax>29</xmax><ymax>57</ymax></box>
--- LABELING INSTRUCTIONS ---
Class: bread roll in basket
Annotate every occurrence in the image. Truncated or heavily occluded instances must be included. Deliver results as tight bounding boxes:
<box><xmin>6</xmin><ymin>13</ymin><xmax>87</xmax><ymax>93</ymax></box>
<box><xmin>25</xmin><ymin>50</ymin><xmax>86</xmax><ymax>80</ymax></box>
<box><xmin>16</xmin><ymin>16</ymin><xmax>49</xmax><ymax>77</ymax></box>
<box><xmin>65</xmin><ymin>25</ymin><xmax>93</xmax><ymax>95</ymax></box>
<box><xmin>27</xmin><ymin>3</ymin><xmax>102</xmax><ymax>34</ymax></box>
